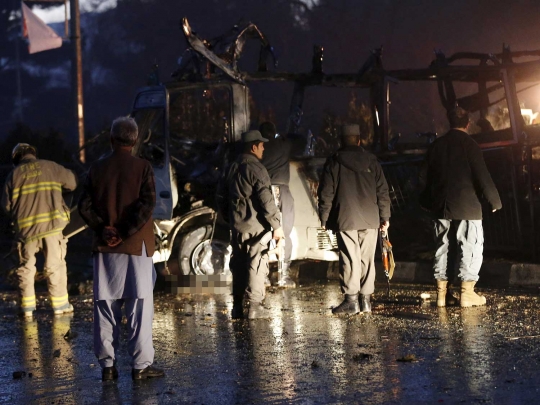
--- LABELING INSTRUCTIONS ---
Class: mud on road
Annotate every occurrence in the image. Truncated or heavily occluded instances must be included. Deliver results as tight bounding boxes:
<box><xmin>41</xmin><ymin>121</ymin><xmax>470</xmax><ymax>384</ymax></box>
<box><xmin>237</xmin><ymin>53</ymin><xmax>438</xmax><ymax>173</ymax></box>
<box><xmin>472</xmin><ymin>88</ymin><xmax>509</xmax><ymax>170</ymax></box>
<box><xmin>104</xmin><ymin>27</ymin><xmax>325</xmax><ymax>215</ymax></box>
<box><xmin>1</xmin><ymin>282</ymin><xmax>540</xmax><ymax>404</ymax></box>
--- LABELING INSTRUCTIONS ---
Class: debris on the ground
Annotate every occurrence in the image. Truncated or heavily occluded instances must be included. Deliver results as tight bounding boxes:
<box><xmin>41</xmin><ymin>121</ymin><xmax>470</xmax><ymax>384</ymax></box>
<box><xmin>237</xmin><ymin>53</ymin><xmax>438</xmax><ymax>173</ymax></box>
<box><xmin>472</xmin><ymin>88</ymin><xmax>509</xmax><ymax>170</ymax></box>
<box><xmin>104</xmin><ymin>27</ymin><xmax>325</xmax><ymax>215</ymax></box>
<box><xmin>505</xmin><ymin>334</ymin><xmax>540</xmax><ymax>340</ymax></box>
<box><xmin>64</xmin><ymin>329</ymin><xmax>78</xmax><ymax>341</ymax></box>
<box><xmin>396</xmin><ymin>354</ymin><xmax>418</xmax><ymax>362</ymax></box>
<box><xmin>311</xmin><ymin>360</ymin><xmax>320</xmax><ymax>368</ymax></box>
<box><xmin>53</xmin><ymin>349</ymin><xmax>61</xmax><ymax>358</ymax></box>
<box><xmin>392</xmin><ymin>311</ymin><xmax>432</xmax><ymax>320</ymax></box>
<box><xmin>12</xmin><ymin>371</ymin><xmax>26</xmax><ymax>379</ymax></box>
<box><xmin>352</xmin><ymin>353</ymin><xmax>373</xmax><ymax>361</ymax></box>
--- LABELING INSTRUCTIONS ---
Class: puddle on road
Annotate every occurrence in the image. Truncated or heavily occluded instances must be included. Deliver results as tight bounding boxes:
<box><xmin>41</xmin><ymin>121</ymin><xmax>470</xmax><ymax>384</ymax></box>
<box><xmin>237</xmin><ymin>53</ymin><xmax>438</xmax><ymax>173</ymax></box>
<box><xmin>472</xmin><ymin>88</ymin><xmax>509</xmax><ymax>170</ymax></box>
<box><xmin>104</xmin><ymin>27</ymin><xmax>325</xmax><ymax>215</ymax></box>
<box><xmin>0</xmin><ymin>283</ymin><xmax>539</xmax><ymax>404</ymax></box>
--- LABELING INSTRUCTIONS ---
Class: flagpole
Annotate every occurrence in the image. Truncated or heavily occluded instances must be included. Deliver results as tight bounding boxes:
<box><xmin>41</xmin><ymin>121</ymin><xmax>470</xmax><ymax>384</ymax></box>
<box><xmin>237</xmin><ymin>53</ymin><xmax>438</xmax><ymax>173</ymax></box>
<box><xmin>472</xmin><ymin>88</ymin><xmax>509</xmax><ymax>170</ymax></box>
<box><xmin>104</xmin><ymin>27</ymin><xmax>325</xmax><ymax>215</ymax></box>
<box><xmin>70</xmin><ymin>0</ymin><xmax>85</xmax><ymax>163</ymax></box>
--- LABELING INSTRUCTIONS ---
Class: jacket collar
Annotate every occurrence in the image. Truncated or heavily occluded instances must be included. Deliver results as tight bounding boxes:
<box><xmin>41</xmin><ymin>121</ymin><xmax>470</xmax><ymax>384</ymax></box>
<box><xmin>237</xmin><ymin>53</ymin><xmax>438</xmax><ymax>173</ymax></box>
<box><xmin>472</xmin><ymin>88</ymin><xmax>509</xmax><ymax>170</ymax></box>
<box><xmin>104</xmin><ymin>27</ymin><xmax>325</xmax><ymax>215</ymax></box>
<box><xmin>239</xmin><ymin>153</ymin><xmax>260</xmax><ymax>163</ymax></box>
<box><xmin>19</xmin><ymin>155</ymin><xmax>37</xmax><ymax>164</ymax></box>
<box><xmin>338</xmin><ymin>145</ymin><xmax>365</xmax><ymax>153</ymax></box>
<box><xmin>112</xmin><ymin>147</ymin><xmax>133</xmax><ymax>156</ymax></box>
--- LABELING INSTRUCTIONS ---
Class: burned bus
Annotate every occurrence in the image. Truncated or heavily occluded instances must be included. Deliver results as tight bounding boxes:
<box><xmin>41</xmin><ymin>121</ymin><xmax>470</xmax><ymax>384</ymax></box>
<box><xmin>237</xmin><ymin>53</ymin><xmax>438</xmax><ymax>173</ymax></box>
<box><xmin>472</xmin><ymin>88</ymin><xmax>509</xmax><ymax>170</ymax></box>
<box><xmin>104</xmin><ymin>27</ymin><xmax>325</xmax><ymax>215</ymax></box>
<box><xmin>66</xmin><ymin>19</ymin><xmax>540</xmax><ymax>279</ymax></box>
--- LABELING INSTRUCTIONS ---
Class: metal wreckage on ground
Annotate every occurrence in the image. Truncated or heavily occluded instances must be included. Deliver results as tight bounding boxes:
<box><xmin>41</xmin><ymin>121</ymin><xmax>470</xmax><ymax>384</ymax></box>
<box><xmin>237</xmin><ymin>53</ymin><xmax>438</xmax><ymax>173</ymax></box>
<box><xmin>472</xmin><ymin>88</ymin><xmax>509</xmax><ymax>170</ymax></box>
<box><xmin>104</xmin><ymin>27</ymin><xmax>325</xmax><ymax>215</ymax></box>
<box><xmin>66</xmin><ymin>18</ymin><xmax>540</xmax><ymax>284</ymax></box>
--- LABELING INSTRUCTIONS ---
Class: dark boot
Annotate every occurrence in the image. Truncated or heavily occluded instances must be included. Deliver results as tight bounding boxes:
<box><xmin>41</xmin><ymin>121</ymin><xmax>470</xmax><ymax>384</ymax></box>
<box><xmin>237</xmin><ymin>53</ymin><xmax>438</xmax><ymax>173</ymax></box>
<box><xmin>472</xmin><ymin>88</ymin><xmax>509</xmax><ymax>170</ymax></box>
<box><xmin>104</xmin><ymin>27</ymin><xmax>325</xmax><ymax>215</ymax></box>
<box><xmin>102</xmin><ymin>366</ymin><xmax>118</xmax><ymax>381</ymax></box>
<box><xmin>231</xmin><ymin>295</ymin><xmax>244</xmax><ymax>319</ymax></box>
<box><xmin>332</xmin><ymin>294</ymin><xmax>360</xmax><ymax>315</ymax></box>
<box><xmin>131</xmin><ymin>365</ymin><xmax>165</xmax><ymax>380</ymax></box>
<box><xmin>247</xmin><ymin>302</ymin><xmax>272</xmax><ymax>319</ymax></box>
<box><xmin>360</xmin><ymin>294</ymin><xmax>372</xmax><ymax>313</ymax></box>
<box><xmin>277</xmin><ymin>262</ymin><xmax>296</xmax><ymax>288</ymax></box>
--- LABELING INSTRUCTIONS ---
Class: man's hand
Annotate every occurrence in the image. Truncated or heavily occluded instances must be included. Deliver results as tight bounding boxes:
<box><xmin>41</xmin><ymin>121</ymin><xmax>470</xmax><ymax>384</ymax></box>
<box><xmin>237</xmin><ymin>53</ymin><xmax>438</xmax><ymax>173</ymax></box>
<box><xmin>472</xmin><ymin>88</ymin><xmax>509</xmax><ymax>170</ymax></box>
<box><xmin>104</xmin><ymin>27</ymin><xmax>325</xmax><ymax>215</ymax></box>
<box><xmin>273</xmin><ymin>227</ymin><xmax>285</xmax><ymax>241</ymax></box>
<box><xmin>102</xmin><ymin>226</ymin><xmax>122</xmax><ymax>247</ymax></box>
<box><xmin>380</xmin><ymin>220</ymin><xmax>390</xmax><ymax>235</ymax></box>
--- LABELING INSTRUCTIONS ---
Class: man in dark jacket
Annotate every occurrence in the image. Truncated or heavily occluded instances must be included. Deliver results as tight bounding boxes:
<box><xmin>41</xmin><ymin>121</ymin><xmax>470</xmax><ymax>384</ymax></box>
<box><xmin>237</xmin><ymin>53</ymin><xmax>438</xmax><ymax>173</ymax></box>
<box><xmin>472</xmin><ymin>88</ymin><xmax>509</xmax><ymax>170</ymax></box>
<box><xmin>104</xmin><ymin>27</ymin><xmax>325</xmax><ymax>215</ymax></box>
<box><xmin>318</xmin><ymin>124</ymin><xmax>390</xmax><ymax>314</ymax></box>
<box><xmin>420</xmin><ymin>107</ymin><xmax>502</xmax><ymax>308</ymax></box>
<box><xmin>78</xmin><ymin>117</ymin><xmax>164</xmax><ymax>381</ymax></box>
<box><xmin>224</xmin><ymin>130</ymin><xmax>284</xmax><ymax>319</ymax></box>
<box><xmin>259</xmin><ymin>121</ymin><xmax>295</xmax><ymax>288</ymax></box>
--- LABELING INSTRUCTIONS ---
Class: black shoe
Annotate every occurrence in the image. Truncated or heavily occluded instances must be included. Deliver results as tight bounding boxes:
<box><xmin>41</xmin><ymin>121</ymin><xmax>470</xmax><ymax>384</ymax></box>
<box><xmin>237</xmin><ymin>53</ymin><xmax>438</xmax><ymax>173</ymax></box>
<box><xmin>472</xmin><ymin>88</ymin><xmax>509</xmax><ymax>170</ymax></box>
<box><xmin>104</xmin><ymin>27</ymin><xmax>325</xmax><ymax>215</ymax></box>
<box><xmin>360</xmin><ymin>294</ymin><xmax>371</xmax><ymax>313</ymax></box>
<box><xmin>102</xmin><ymin>366</ymin><xmax>118</xmax><ymax>381</ymax></box>
<box><xmin>131</xmin><ymin>366</ymin><xmax>165</xmax><ymax>380</ymax></box>
<box><xmin>231</xmin><ymin>304</ymin><xmax>244</xmax><ymax>319</ymax></box>
<box><xmin>332</xmin><ymin>294</ymin><xmax>360</xmax><ymax>315</ymax></box>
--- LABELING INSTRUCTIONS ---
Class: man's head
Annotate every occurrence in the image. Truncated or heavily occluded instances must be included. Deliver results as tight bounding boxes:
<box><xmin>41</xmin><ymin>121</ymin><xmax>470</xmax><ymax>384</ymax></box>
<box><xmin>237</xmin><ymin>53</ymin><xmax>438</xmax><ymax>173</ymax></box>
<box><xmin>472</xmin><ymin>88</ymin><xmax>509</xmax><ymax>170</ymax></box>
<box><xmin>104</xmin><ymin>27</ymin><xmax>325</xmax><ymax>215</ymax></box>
<box><xmin>341</xmin><ymin>124</ymin><xmax>361</xmax><ymax>146</ymax></box>
<box><xmin>111</xmin><ymin>117</ymin><xmax>138</xmax><ymax>147</ymax></box>
<box><xmin>447</xmin><ymin>107</ymin><xmax>470</xmax><ymax>130</ymax></box>
<box><xmin>241</xmin><ymin>130</ymin><xmax>268</xmax><ymax>160</ymax></box>
<box><xmin>259</xmin><ymin>121</ymin><xmax>277</xmax><ymax>141</ymax></box>
<box><xmin>12</xmin><ymin>143</ymin><xmax>37</xmax><ymax>166</ymax></box>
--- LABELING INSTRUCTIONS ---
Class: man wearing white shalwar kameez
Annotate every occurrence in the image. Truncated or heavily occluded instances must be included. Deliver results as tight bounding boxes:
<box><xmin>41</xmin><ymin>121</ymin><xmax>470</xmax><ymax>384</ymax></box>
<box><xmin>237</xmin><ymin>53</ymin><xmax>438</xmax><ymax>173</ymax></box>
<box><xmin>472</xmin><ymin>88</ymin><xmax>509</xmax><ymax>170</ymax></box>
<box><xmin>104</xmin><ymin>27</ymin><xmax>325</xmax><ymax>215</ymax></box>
<box><xmin>78</xmin><ymin>117</ymin><xmax>164</xmax><ymax>381</ymax></box>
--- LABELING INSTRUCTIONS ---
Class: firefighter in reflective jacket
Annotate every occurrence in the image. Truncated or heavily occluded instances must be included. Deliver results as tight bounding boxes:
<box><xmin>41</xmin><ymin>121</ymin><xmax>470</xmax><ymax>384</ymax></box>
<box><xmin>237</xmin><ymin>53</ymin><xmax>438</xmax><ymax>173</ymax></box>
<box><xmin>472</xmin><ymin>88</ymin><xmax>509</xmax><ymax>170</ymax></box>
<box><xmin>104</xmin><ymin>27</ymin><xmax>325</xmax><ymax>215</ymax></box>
<box><xmin>1</xmin><ymin>143</ymin><xmax>77</xmax><ymax>317</ymax></box>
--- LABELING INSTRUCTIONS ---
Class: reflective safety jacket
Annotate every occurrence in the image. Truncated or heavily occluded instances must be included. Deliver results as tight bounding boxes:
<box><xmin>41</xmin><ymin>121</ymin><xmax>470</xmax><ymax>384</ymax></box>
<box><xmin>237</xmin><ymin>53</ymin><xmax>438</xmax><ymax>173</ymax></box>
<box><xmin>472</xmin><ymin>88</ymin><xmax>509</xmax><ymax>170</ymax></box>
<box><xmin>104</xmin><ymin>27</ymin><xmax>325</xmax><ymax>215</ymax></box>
<box><xmin>1</xmin><ymin>155</ymin><xmax>77</xmax><ymax>243</ymax></box>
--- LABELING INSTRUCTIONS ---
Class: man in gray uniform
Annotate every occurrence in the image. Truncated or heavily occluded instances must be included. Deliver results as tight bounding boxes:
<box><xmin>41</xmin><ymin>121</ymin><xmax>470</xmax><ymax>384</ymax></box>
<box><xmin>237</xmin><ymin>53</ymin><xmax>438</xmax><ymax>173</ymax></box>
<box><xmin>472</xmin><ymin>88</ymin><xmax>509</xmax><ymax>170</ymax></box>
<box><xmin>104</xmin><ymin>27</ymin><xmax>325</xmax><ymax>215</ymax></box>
<box><xmin>259</xmin><ymin>121</ymin><xmax>295</xmax><ymax>288</ymax></box>
<box><xmin>224</xmin><ymin>130</ymin><xmax>284</xmax><ymax>319</ymax></box>
<box><xmin>420</xmin><ymin>107</ymin><xmax>502</xmax><ymax>307</ymax></box>
<box><xmin>78</xmin><ymin>117</ymin><xmax>164</xmax><ymax>381</ymax></box>
<box><xmin>318</xmin><ymin>124</ymin><xmax>390</xmax><ymax>315</ymax></box>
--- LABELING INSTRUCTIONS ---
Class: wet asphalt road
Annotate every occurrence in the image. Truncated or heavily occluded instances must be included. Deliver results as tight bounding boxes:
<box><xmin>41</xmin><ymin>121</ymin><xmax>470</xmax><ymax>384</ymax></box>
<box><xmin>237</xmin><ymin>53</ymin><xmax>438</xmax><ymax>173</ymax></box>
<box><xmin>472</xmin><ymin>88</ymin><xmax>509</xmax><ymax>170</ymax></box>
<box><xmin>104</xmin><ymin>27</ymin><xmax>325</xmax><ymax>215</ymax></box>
<box><xmin>1</xmin><ymin>282</ymin><xmax>540</xmax><ymax>404</ymax></box>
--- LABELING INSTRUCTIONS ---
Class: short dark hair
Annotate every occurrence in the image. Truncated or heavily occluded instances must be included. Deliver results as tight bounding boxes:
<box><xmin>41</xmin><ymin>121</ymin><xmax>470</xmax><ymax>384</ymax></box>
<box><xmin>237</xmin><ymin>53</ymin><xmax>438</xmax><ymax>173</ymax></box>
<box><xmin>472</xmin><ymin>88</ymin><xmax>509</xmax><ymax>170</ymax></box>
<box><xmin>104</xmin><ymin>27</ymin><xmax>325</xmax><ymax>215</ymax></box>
<box><xmin>342</xmin><ymin>135</ymin><xmax>360</xmax><ymax>146</ymax></box>
<box><xmin>111</xmin><ymin>117</ymin><xmax>138</xmax><ymax>146</ymax></box>
<box><xmin>259</xmin><ymin>122</ymin><xmax>277</xmax><ymax>140</ymax></box>
<box><xmin>447</xmin><ymin>107</ymin><xmax>470</xmax><ymax>129</ymax></box>
<box><xmin>243</xmin><ymin>140</ymin><xmax>261</xmax><ymax>153</ymax></box>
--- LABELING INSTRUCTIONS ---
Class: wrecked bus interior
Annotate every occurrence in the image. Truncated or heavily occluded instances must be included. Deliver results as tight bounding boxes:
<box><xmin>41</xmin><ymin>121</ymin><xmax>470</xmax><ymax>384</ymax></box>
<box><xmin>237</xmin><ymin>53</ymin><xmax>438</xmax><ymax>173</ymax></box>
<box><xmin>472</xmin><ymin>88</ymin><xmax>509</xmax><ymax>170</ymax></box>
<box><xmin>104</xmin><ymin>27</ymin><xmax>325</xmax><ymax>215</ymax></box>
<box><xmin>66</xmin><ymin>18</ymin><xmax>540</xmax><ymax>279</ymax></box>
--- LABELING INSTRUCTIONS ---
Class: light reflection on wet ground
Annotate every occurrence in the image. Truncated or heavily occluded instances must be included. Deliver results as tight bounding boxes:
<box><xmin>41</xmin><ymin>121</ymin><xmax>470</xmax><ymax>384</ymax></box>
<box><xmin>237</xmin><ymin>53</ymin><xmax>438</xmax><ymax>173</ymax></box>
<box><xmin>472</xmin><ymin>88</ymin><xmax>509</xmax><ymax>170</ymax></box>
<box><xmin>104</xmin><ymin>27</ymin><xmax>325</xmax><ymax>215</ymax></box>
<box><xmin>1</xmin><ymin>282</ymin><xmax>540</xmax><ymax>404</ymax></box>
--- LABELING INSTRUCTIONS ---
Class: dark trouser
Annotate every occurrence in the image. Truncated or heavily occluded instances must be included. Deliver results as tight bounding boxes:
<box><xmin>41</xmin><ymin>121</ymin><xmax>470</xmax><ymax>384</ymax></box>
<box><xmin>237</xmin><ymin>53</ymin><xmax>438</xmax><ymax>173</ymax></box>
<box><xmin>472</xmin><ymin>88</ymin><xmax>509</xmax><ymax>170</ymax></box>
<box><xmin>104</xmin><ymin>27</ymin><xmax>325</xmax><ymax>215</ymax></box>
<box><xmin>336</xmin><ymin>229</ymin><xmax>378</xmax><ymax>295</ymax></box>
<box><xmin>230</xmin><ymin>230</ymin><xmax>269</xmax><ymax>303</ymax></box>
<box><xmin>278</xmin><ymin>185</ymin><xmax>295</xmax><ymax>263</ymax></box>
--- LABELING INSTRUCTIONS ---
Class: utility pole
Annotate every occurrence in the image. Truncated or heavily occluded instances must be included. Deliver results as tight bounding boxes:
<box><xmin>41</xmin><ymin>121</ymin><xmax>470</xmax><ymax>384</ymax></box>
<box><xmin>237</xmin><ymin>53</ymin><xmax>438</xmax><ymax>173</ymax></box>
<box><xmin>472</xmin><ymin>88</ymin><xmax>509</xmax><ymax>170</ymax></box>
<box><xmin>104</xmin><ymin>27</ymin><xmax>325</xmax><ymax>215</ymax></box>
<box><xmin>70</xmin><ymin>0</ymin><xmax>85</xmax><ymax>162</ymax></box>
<box><xmin>14</xmin><ymin>36</ymin><xmax>23</xmax><ymax>122</ymax></box>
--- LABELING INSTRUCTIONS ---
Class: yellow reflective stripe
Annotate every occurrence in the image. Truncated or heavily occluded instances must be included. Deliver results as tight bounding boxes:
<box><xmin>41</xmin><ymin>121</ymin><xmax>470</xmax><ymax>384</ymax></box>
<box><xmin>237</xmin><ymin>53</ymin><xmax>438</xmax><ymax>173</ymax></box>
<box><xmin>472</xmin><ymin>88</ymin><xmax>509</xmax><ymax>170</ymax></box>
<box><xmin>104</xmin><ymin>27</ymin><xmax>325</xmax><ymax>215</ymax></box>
<box><xmin>12</xmin><ymin>181</ymin><xmax>63</xmax><ymax>200</ymax></box>
<box><xmin>21</xmin><ymin>296</ymin><xmax>36</xmax><ymax>308</ymax></box>
<box><xmin>51</xmin><ymin>295</ymin><xmax>68</xmax><ymax>302</ymax></box>
<box><xmin>25</xmin><ymin>228</ymin><xmax>63</xmax><ymax>243</ymax></box>
<box><xmin>17</xmin><ymin>210</ymin><xmax>69</xmax><ymax>229</ymax></box>
<box><xmin>52</xmin><ymin>301</ymin><xmax>68</xmax><ymax>309</ymax></box>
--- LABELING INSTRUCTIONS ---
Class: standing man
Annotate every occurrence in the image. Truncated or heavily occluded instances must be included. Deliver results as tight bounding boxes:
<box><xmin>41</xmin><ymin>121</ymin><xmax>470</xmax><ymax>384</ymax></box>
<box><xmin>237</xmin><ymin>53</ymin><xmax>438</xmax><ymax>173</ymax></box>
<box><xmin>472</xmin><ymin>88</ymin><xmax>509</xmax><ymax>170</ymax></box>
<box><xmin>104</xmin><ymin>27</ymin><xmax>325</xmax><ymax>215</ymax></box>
<box><xmin>224</xmin><ymin>130</ymin><xmax>284</xmax><ymax>319</ymax></box>
<box><xmin>2</xmin><ymin>143</ymin><xmax>77</xmax><ymax>317</ymax></box>
<box><xmin>78</xmin><ymin>117</ymin><xmax>164</xmax><ymax>381</ymax></box>
<box><xmin>259</xmin><ymin>121</ymin><xmax>295</xmax><ymax>288</ymax></box>
<box><xmin>318</xmin><ymin>124</ymin><xmax>390</xmax><ymax>315</ymax></box>
<box><xmin>420</xmin><ymin>107</ymin><xmax>502</xmax><ymax>308</ymax></box>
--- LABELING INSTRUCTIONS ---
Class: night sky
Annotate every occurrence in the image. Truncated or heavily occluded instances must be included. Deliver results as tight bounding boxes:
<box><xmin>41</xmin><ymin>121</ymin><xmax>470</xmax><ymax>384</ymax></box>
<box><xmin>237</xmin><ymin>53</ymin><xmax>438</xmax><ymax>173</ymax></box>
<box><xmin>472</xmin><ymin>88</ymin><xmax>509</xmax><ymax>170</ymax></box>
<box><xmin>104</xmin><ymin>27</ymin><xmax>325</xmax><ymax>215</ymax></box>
<box><xmin>2</xmin><ymin>0</ymin><xmax>540</xmax><ymax>147</ymax></box>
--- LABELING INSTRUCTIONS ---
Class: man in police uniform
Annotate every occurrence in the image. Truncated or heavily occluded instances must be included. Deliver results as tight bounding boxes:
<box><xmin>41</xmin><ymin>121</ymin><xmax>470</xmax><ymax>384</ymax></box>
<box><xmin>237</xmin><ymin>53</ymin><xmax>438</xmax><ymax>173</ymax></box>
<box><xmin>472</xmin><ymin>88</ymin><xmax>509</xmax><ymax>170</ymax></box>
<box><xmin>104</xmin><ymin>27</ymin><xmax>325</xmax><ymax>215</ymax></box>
<box><xmin>225</xmin><ymin>130</ymin><xmax>284</xmax><ymax>319</ymax></box>
<box><xmin>259</xmin><ymin>122</ymin><xmax>296</xmax><ymax>288</ymax></box>
<box><xmin>318</xmin><ymin>124</ymin><xmax>391</xmax><ymax>315</ymax></box>
<box><xmin>420</xmin><ymin>107</ymin><xmax>502</xmax><ymax>307</ymax></box>
<box><xmin>1</xmin><ymin>143</ymin><xmax>77</xmax><ymax>317</ymax></box>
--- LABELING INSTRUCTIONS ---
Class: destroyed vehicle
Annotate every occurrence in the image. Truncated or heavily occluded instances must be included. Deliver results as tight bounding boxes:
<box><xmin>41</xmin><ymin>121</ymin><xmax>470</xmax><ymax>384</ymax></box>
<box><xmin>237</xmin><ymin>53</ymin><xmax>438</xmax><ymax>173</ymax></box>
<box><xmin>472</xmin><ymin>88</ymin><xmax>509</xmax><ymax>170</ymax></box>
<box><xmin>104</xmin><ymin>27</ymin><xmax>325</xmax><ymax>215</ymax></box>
<box><xmin>66</xmin><ymin>19</ymin><xmax>540</xmax><ymax>276</ymax></box>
